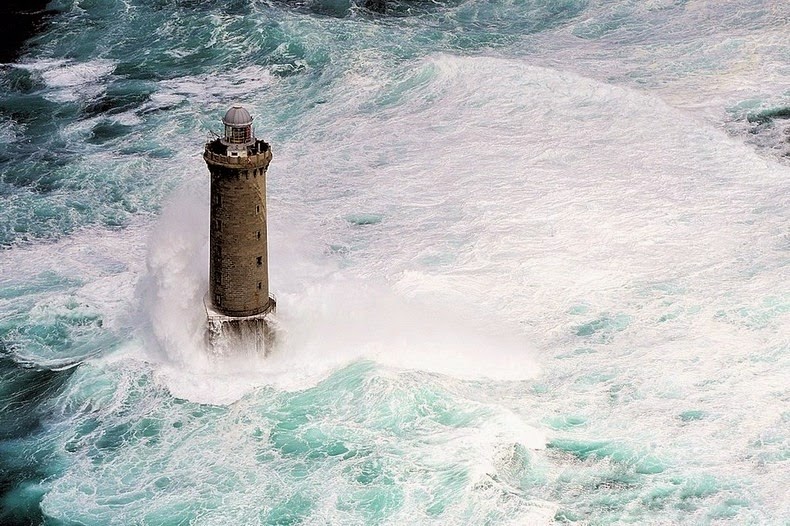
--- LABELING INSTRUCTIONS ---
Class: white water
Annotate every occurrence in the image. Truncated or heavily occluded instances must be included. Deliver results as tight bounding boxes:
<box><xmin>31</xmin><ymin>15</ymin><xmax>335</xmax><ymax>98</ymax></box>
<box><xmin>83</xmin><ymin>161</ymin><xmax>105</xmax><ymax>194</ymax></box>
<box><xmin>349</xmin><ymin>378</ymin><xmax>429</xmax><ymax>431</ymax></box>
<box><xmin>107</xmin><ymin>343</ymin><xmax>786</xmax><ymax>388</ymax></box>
<box><xmin>86</xmin><ymin>55</ymin><xmax>785</xmax><ymax>520</ymax></box>
<box><xmin>1</xmin><ymin>4</ymin><xmax>787</xmax><ymax>521</ymax></box>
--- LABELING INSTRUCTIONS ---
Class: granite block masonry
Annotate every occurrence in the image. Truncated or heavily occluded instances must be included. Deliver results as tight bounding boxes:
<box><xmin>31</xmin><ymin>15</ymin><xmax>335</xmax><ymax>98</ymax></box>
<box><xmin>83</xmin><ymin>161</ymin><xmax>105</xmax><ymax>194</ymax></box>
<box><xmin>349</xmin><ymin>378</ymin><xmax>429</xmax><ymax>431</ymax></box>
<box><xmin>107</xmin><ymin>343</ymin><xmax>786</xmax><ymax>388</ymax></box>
<box><xmin>203</xmin><ymin>105</ymin><xmax>276</xmax><ymax>354</ymax></box>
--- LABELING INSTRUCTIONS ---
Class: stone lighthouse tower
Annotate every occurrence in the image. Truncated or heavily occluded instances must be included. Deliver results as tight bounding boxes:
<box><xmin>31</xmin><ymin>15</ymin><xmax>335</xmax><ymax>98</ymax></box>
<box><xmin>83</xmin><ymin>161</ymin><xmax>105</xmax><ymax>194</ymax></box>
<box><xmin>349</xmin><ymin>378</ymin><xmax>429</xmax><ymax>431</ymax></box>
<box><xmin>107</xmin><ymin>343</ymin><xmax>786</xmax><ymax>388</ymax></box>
<box><xmin>203</xmin><ymin>104</ymin><xmax>275</xmax><ymax>353</ymax></box>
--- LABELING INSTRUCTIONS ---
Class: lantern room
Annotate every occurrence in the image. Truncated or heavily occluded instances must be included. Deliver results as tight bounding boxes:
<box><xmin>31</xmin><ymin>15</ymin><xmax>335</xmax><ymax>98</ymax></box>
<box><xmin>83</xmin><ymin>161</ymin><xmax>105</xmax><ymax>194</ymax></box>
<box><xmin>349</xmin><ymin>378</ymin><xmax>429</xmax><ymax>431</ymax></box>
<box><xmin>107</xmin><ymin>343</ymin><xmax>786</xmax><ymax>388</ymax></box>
<box><xmin>222</xmin><ymin>104</ymin><xmax>254</xmax><ymax>145</ymax></box>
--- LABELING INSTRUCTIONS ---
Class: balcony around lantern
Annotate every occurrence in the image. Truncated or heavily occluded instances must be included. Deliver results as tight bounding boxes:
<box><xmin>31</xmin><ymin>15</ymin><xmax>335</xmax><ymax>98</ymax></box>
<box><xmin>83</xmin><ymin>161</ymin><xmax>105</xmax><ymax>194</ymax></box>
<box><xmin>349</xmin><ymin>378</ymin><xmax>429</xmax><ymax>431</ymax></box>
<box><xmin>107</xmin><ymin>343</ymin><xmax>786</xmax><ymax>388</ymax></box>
<box><xmin>204</xmin><ymin>138</ymin><xmax>272</xmax><ymax>167</ymax></box>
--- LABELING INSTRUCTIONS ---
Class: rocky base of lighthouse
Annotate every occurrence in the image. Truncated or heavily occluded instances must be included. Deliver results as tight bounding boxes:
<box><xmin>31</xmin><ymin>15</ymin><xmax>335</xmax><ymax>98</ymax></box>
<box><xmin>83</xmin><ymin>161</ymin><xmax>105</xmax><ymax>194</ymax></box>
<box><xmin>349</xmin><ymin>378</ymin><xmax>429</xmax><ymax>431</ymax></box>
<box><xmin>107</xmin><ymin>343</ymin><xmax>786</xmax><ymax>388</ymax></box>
<box><xmin>204</xmin><ymin>295</ymin><xmax>276</xmax><ymax>356</ymax></box>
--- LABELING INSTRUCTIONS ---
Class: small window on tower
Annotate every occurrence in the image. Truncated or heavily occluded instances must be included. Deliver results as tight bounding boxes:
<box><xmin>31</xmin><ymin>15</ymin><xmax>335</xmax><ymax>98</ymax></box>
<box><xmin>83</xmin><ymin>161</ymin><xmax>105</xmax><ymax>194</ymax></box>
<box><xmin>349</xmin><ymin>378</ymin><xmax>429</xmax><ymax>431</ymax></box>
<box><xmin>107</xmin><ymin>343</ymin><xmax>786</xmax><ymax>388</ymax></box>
<box><xmin>214</xmin><ymin>294</ymin><xmax>221</xmax><ymax>306</ymax></box>
<box><xmin>256</xmin><ymin>256</ymin><xmax>262</xmax><ymax>267</ymax></box>
<box><xmin>257</xmin><ymin>231</ymin><xmax>261</xmax><ymax>240</ymax></box>
<box><xmin>256</xmin><ymin>205</ymin><xmax>260</xmax><ymax>214</ymax></box>
<box><xmin>257</xmin><ymin>282</ymin><xmax>262</xmax><ymax>290</ymax></box>
<box><xmin>216</xmin><ymin>195</ymin><xmax>222</xmax><ymax>206</ymax></box>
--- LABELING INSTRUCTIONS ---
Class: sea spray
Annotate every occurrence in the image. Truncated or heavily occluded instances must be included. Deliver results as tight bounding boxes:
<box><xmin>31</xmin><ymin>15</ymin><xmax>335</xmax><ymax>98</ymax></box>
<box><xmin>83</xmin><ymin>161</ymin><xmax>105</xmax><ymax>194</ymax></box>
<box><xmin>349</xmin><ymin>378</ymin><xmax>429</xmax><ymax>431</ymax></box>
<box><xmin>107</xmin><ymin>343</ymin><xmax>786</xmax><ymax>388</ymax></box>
<box><xmin>136</xmin><ymin>181</ymin><xmax>209</xmax><ymax>368</ymax></box>
<box><xmin>1</xmin><ymin>0</ymin><xmax>788</xmax><ymax>523</ymax></box>
<box><xmin>144</xmin><ymin>266</ymin><xmax>540</xmax><ymax>403</ymax></box>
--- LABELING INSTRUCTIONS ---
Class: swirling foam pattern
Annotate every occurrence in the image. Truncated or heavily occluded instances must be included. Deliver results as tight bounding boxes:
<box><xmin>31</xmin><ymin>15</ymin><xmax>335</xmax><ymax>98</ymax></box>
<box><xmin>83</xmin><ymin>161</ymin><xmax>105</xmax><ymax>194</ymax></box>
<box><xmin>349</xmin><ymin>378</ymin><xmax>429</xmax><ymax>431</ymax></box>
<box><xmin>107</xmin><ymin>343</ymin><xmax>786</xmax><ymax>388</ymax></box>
<box><xmin>0</xmin><ymin>0</ymin><xmax>788</xmax><ymax>524</ymax></box>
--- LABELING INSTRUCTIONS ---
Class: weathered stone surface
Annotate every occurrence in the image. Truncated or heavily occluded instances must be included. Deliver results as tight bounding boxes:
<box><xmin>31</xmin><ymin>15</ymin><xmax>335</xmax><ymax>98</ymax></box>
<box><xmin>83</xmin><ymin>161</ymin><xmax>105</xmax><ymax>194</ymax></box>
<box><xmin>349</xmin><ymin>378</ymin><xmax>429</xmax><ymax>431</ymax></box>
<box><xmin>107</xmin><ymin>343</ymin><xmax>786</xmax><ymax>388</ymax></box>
<box><xmin>205</xmin><ymin>144</ymin><xmax>273</xmax><ymax>317</ymax></box>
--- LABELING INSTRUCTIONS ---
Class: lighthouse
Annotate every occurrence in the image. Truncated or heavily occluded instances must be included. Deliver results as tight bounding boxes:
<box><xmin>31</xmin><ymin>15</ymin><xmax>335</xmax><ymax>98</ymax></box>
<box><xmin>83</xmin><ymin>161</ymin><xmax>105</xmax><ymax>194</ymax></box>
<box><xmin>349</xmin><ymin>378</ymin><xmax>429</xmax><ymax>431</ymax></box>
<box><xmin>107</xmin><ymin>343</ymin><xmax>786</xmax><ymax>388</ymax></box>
<box><xmin>203</xmin><ymin>105</ymin><xmax>275</xmax><ymax>354</ymax></box>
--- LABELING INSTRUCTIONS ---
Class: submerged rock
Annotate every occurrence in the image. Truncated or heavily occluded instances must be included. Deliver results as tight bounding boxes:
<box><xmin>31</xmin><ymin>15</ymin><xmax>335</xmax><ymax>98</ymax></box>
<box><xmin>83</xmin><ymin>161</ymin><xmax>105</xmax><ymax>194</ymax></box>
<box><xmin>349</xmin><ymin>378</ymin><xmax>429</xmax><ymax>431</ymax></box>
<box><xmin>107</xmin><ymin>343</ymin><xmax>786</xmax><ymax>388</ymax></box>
<box><xmin>364</xmin><ymin>0</ymin><xmax>387</xmax><ymax>13</ymax></box>
<box><xmin>0</xmin><ymin>0</ymin><xmax>57</xmax><ymax>64</ymax></box>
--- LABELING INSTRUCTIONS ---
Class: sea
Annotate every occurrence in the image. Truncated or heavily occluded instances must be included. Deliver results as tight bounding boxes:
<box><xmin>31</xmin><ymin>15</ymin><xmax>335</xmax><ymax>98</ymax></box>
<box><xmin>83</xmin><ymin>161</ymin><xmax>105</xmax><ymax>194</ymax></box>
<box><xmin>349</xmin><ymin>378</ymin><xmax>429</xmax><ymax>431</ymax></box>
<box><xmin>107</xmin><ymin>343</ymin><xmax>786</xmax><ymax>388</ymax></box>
<box><xmin>0</xmin><ymin>0</ymin><xmax>788</xmax><ymax>524</ymax></box>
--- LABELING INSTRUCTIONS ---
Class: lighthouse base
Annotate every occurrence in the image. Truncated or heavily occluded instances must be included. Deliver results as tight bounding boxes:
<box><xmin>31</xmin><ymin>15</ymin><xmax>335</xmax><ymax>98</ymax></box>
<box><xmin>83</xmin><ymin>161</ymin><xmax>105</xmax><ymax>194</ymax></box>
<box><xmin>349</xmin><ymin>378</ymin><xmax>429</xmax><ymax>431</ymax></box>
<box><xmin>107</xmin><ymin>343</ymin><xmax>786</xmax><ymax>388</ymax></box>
<box><xmin>204</xmin><ymin>296</ymin><xmax>277</xmax><ymax>356</ymax></box>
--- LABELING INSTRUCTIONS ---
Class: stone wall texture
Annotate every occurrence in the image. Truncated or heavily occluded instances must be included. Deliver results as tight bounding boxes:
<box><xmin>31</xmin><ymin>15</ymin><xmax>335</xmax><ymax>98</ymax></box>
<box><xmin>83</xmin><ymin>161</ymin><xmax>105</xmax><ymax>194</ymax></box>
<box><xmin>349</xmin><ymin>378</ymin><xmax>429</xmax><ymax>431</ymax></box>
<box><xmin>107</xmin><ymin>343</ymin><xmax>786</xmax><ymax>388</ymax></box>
<box><xmin>205</xmin><ymin>149</ymin><xmax>273</xmax><ymax>317</ymax></box>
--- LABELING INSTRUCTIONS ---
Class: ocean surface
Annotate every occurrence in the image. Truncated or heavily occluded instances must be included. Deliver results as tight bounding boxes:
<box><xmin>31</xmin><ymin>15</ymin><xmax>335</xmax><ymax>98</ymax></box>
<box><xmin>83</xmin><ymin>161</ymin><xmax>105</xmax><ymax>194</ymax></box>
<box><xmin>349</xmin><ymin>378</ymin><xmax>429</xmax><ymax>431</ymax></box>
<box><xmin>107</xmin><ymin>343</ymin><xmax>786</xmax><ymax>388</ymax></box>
<box><xmin>0</xmin><ymin>0</ymin><xmax>788</xmax><ymax>524</ymax></box>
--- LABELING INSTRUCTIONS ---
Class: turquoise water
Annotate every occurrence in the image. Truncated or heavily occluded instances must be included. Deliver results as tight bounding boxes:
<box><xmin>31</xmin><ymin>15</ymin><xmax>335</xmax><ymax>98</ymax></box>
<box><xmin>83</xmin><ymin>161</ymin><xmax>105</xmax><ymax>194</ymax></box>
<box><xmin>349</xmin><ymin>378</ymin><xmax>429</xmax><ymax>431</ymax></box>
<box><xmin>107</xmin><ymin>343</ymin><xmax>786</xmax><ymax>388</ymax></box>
<box><xmin>1</xmin><ymin>0</ymin><xmax>789</xmax><ymax>524</ymax></box>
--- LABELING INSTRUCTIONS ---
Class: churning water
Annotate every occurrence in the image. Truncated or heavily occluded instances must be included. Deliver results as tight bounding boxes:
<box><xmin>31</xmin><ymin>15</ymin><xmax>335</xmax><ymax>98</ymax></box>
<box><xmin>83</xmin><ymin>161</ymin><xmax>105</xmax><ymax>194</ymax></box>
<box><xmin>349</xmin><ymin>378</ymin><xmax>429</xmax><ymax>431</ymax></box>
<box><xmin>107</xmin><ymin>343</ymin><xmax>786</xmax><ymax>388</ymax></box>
<box><xmin>0</xmin><ymin>0</ymin><xmax>788</xmax><ymax>524</ymax></box>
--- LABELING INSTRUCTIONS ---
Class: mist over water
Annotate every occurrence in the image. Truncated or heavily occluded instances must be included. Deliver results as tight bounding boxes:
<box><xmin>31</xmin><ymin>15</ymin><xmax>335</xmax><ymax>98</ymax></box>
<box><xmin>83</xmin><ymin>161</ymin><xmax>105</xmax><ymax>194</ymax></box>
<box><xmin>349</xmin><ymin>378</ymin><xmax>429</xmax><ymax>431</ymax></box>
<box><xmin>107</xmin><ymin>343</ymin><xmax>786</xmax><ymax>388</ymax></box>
<box><xmin>0</xmin><ymin>0</ymin><xmax>788</xmax><ymax>524</ymax></box>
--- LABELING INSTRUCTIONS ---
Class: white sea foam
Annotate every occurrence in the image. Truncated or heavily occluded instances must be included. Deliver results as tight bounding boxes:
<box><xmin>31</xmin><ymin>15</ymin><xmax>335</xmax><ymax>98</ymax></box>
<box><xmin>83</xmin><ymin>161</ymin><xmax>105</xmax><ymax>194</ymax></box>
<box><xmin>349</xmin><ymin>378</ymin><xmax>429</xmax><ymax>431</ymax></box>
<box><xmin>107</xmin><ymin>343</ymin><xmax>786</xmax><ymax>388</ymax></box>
<box><xmin>18</xmin><ymin>59</ymin><xmax>117</xmax><ymax>102</ymax></box>
<box><xmin>0</xmin><ymin>220</ymin><xmax>148</xmax><ymax>369</ymax></box>
<box><xmin>142</xmin><ymin>209</ymin><xmax>540</xmax><ymax>403</ymax></box>
<box><xmin>263</xmin><ymin>54</ymin><xmax>788</xmax><ymax>520</ymax></box>
<box><xmin>142</xmin><ymin>54</ymin><xmax>787</xmax><ymax>423</ymax></box>
<box><xmin>15</xmin><ymin>34</ymin><xmax>788</xmax><ymax>524</ymax></box>
<box><xmin>154</xmin><ymin>65</ymin><xmax>275</xmax><ymax>112</ymax></box>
